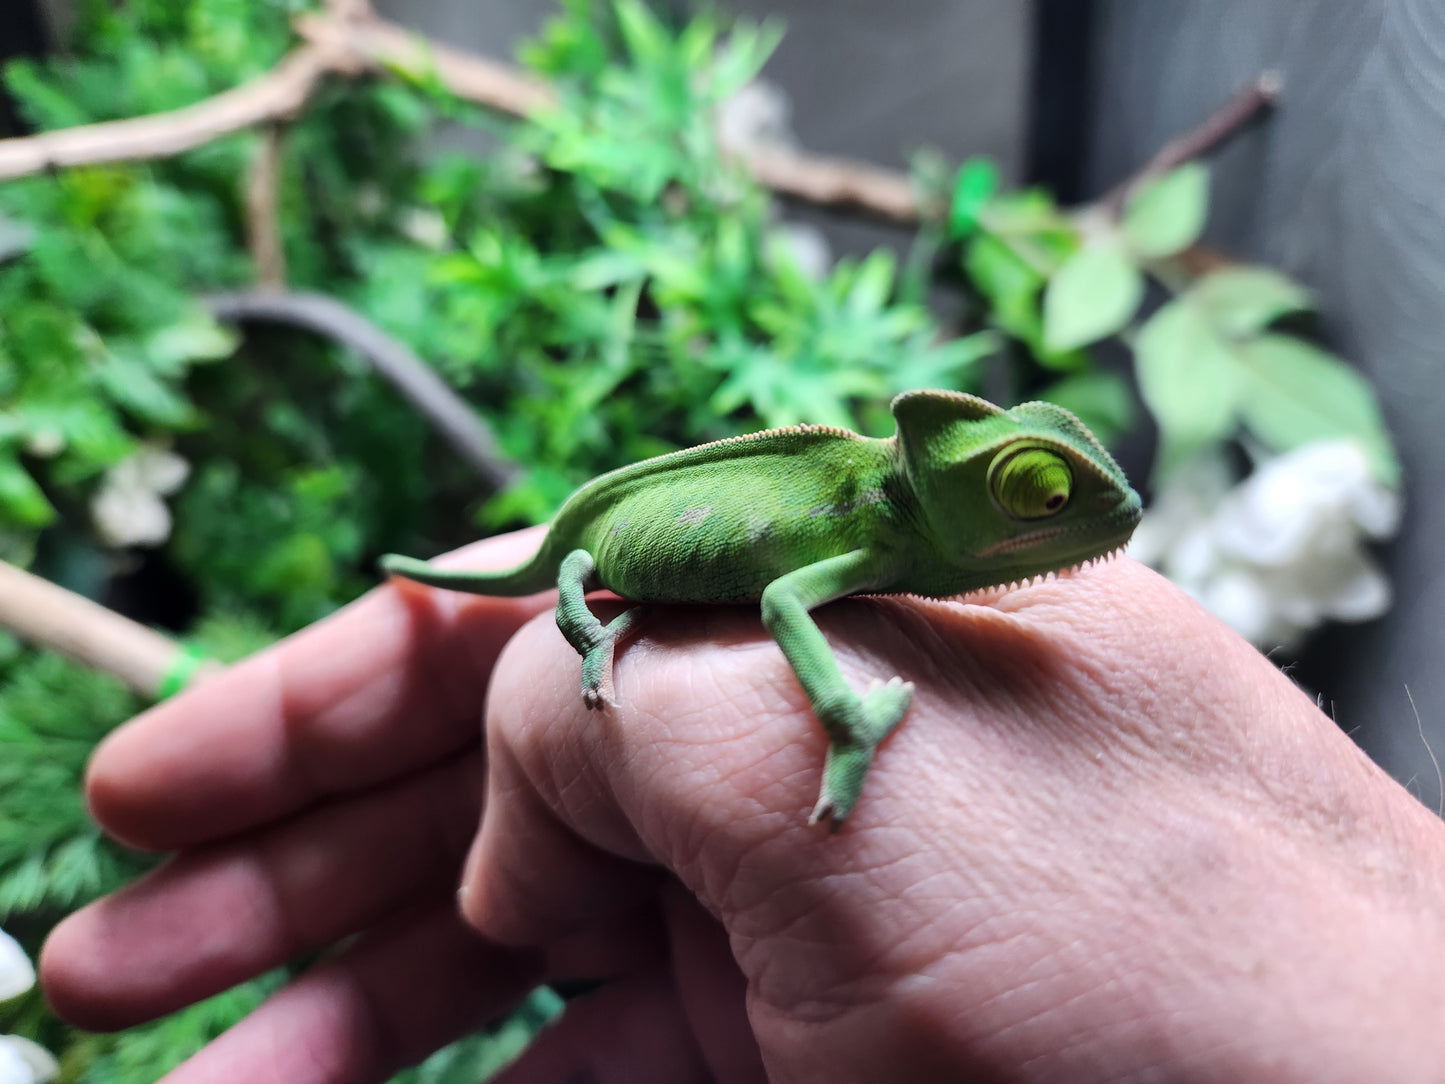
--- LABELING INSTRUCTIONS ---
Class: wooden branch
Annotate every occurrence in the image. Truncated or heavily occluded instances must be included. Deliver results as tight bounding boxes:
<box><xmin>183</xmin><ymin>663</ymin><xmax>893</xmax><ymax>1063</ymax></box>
<box><xmin>0</xmin><ymin>560</ymin><xmax>219</xmax><ymax>699</ymax></box>
<box><xmin>246</xmin><ymin>123</ymin><xmax>288</xmax><ymax>288</ymax></box>
<box><xmin>0</xmin><ymin>46</ymin><xmax>339</xmax><ymax>180</ymax></box>
<box><xmin>744</xmin><ymin>145</ymin><xmax>922</xmax><ymax>223</ymax></box>
<box><xmin>292</xmin><ymin>11</ymin><xmax>554</xmax><ymax>116</ymax></box>
<box><xmin>204</xmin><ymin>290</ymin><xmax>520</xmax><ymax>490</ymax></box>
<box><xmin>1100</xmin><ymin>71</ymin><xmax>1282</xmax><ymax>215</ymax></box>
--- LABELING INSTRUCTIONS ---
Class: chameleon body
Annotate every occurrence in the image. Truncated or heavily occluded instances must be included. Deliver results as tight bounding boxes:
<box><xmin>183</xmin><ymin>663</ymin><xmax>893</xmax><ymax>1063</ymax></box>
<box><xmin>382</xmin><ymin>389</ymin><xmax>1141</xmax><ymax>827</ymax></box>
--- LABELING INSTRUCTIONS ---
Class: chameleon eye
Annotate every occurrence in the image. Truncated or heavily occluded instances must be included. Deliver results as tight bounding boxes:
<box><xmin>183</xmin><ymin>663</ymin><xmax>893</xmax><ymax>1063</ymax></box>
<box><xmin>990</xmin><ymin>447</ymin><xmax>1072</xmax><ymax>520</ymax></box>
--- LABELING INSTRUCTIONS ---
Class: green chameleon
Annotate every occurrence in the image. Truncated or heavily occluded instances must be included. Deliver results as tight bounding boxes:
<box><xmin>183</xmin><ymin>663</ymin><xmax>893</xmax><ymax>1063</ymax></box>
<box><xmin>382</xmin><ymin>389</ymin><xmax>1141</xmax><ymax>827</ymax></box>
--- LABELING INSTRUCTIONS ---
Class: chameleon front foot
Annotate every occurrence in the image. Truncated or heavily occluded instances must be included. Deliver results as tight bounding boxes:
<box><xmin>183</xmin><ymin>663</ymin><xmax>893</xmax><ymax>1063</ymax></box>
<box><xmin>810</xmin><ymin>676</ymin><xmax>914</xmax><ymax>829</ymax></box>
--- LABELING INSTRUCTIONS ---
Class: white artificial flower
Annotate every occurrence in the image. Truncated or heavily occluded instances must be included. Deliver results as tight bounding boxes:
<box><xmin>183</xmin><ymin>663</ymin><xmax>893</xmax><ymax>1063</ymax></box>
<box><xmin>1129</xmin><ymin>441</ymin><xmax>1401</xmax><ymax>651</ymax></box>
<box><xmin>398</xmin><ymin>207</ymin><xmax>448</xmax><ymax>250</ymax></box>
<box><xmin>0</xmin><ymin>1036</ymin><xmax>58</xmax><ymax>1084</ymax></box>
<box><xmin>716</xmin><ymin>78</ymin><xmax>793</xmax><ymax>154</ymax></box>
<box><xmin>770</xmin><ymin>221</ymin><xmax>833</xmax><ymax>280</ymax></box>
<box><xmin>0</xmin><ymin>930</ymin><xmax>57</xmax><ymax>1084</ymax></box>
<box><xmin>353</xmin><ymin>183</ymin><xmax>385</xmax><ymax>218</ymax></box>
<box><xmin>90</xmin><ymin>445</ymin><xmax>190</xmax><ymax>548</ymax></box>
<box><xmin>0</xmin><ymin>931</ymin><xmax>33</xmax><ymax>1002</ymax></box>
<box><xmin>22</xmin><ymin>430</ymin><xmax>63</xmax><ymax>458</ymax></box>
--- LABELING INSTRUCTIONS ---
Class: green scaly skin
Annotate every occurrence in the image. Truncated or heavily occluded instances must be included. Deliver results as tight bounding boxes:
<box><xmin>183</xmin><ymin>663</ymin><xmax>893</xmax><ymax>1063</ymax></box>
<box><xmin>382</xmin><ymin>389</ymin><xmax>1142</xmax><ymax>828</ymax></box>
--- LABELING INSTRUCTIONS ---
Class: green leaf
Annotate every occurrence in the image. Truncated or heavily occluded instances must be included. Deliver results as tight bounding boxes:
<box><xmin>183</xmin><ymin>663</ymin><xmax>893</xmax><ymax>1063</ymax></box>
<box><xmin>964</xmin><ymin>233</ymin><xmax>1042</xmax><ymax>311</ymax></box>
<box><xmin>95</xmin><ymin>349</ymin><xmax>195</xmax><ymax>427</ymax></box>
<box><xmin>1190</xmin><ymin>266</ymin><xmax>1312</xmax><ymax>337</ymax></box>
<box><xmin>1042</xmin><ymin>244</ymin><xmax>1144</xmax><ymax>352</ymax></box>
<box><xmin>0</xmin><ymin>449</ymin><xmax>55</xmax><ymax>527</ymax></box>
<box><xmin>948</xmin><ymin>157</ymin><xmax>1000</xmax><ymax>239</ymax></box>
<box><xmin>615</xmin><ymin>0</ymin><xmax>670</xmax><ymax>66</ymax></box>
<box><xmin>846</xmin><ymin>250</ymin><xmax>896</xmax><ymax>316</ymax></box>
<box><xmin>1238</xmin><ymin>335</ymin><xmax>1400</xmax><ymax>484</ymax></box>
<box><xmin>1133</xmin><ymin>299</ymin><xmax>1241</xmax><ymax>463</ymax></box>
<box><xmin>1122</xmin><ymin>162</ymin><xmax>1209</xmax><ymax>259</ymax></box>
<box><xmin>145</xmin><ymin>308</ymin><xmax>237</xmax><ymax>371</ymax></box>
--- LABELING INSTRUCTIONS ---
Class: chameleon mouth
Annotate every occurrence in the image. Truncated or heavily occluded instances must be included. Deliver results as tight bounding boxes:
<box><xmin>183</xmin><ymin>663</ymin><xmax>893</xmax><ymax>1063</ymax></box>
<box><xmin>976</xmin><ymin>501</ymin><xmax>1141</xmax><ymax>560</ymax></box>
<box><xmin>978</xmin><ymin>526</ymin><xmax>1068</xmax><ymax>557</ymax></box>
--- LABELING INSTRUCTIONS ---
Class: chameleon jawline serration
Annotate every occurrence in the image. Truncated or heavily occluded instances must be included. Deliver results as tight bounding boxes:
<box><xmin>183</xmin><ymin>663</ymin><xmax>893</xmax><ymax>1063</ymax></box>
<box><xmin>382</xmin><ymin>389</ymin><xmax>1141</xmax><ymax>829</ymax></box>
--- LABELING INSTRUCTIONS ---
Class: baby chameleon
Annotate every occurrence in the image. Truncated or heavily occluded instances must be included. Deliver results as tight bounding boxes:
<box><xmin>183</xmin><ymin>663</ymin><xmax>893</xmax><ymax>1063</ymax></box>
<box><xmin>382</xmin><ymin>389</ymin><xmax>1142</xmax><ymax>828</ymax></box>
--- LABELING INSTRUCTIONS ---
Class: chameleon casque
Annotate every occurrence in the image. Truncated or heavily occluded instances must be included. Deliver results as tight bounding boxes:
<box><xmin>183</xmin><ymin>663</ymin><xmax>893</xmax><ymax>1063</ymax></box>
<box><xmin>382</xmin><ymin>389</ymin><xmax>1141</xmax><ymax>828</ymax></box>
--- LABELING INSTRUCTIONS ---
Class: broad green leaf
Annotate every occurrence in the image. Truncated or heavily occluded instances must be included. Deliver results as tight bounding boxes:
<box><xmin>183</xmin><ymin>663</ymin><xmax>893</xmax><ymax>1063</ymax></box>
<box><xmin>1122</xmin><ymin>163</ymin><xmax>1209</xmax><ymax>259</ymax></box>
<box><xmin>1042</xmin><ymin>244</ymin><xmax>1144</xmax><ymax>352</ymax></box>
<box><xmin>145</xmin><ymin>309</ymin><xmax>237</xmax><ymax>371</ymax></box>
<box><xmin>1134</xmin><ymin>299</ymin><xmax>1240</xmax><ymax>458</ymax></box>
<box><xmin>964</xmin><ymin>233</ymin><xmax>1042</xmax><ymax>311</ymax></box>
<box><xmin>948</xmin><ymin>157</ymin><xmax>1000</xmax><ymax>239</ymax></box>
<box><xmin>1238</xmin><ymin>335</ymin><xmax>1400</xmax><ymax>484</ymax></box>
<box><xmin>1190</xmin><ymin>267</ymin><xmax>1312</xmax><ymax>337</ymax></box>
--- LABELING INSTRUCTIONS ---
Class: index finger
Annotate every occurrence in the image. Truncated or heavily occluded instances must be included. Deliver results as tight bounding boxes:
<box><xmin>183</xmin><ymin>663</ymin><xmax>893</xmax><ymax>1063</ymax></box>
<box><xmin>88</xmin><ymin>528</ymin><xmax>553</xmax><ymax>851</ymax></box>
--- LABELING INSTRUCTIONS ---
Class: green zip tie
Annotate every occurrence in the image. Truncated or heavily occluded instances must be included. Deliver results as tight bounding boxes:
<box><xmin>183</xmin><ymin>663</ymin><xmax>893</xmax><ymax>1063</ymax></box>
<box><xmin>156</xmin><ymin>644</ymin><xmax>212</xmax><ymax>700</ymax></box>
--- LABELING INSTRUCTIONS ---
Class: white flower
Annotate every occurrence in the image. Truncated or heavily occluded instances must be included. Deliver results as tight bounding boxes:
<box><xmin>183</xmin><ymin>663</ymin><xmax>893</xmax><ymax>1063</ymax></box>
<box><xmin>0</xmin><ymin>1036</ymin><xmax>58</xmax><ymax>1084</ymax></box>
<box><xmin>22</xmin><ymin>430</ymin><xmax>63</xmax><ymax>458</ymax></box>
<box><xmin>90</xmin><ymin>445</ymin><xmax>190</xmax><ymax>548</ymax></box>
<box><xmin>769</xmin><ymin>221</ymin><xmax>833</xmax><ymax>280</ymax></box>
<box><xmin>716</xmin><ymin>78</ymin><xmax>794</xmax><ymax>154</ymax></box>
<box><xmin>398</xmin><ymin>207</ymin><xmax>448</xmax><ymax>250</ymax></box>
<box><xmin>353</xmin><ymin>183</ymin><xmax>385</xmax><ymax>218</ymax></box>
<box><xmin>0</xmin><ymin>930</ymin><xmax>58</xmax><ymax>1084</ymax></box>
<box><xmin>0</xmin><ymin>931</ymin><xmax>33</xmax><ymax>1003</ymax></box>
<box><xmin>1129</xmin><ymin>441</ymin><xmax>1401</xmax><ymax>651</ymax></box>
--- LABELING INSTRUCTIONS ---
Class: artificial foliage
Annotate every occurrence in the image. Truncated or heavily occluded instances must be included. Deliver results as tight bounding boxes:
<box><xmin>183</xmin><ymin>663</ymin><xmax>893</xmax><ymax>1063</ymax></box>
<box><xmin>0</xmin><ymin>0</ymin><xmax>1400</xmax><ymax>1081</ymax></box>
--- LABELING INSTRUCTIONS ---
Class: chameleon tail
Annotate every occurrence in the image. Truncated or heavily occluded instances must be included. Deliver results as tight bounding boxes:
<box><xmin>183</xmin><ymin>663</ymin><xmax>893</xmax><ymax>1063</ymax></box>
<box><xmin>379</xmin><ymin>544</ymin><xmax>559</xmax><ymax>597</ymax></box>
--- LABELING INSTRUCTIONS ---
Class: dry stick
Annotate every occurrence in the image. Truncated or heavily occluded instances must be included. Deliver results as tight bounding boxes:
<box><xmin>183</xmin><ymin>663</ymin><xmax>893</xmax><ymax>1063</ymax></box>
<box><xmin>0</xmin><ymin>560</ymin><xmax>217</xmax><ymax>699</ymax></box>
<box><xmin>1099</xmin><ymin>71</ymin><xmax>1282</xmax><ymax>216</ymax></box>
<box><xmin>246</xmin><ymin>123</ymin><xmax>288</xmax><ymax>289</ymax></box>
<box><xmin>0</xmin><ymin>45</ymin><xmax>344</xmax><ymax>180</ymax></box>
<box><xmin>204</xmin><ymin>290</ymin><xmax>520</xmax><ymax>489</ymax></box>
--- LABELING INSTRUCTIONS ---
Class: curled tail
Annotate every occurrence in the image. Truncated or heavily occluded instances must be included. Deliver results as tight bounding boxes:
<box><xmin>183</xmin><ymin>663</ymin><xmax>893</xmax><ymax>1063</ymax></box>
<box><xmin>380</xmin><ymin>537</ymin><xmax>561</xmax><ymax>597</ymax></box>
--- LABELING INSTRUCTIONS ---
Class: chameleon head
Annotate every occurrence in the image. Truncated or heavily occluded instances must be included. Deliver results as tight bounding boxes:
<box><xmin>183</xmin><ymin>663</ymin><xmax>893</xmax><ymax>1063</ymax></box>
<box><xmin>891</xmin><ymin>390</ymin><xmax>1142</xmax><ymax>588</ymax></box>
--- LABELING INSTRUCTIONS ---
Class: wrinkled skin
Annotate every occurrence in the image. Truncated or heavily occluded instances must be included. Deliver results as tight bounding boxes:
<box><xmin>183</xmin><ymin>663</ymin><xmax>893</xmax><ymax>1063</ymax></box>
<box><xmin>40</xmin><ymin>528</ymin><xmax>1445</xmax><ymax>1083</ymax></box>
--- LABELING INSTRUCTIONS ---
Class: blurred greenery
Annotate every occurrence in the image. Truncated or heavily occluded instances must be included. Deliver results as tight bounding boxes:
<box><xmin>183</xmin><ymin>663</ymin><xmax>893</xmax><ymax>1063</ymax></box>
<box><xmin>0</xmin><ymin>0</ymin><xmax>1399</xmax><ymax>1080</ymax></box>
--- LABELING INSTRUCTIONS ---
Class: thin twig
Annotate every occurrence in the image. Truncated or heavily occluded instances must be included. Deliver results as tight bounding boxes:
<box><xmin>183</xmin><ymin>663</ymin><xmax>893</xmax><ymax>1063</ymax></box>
<box><xmin>246</xmin><ymin>123</ymin><xmax>288</xmax><ymax>288</ymax></box>
<box><xmin>204</xmin><ymin>290</ymin><xmax>519</xmax><ymax>490</ymax></box>
<box><xmin>1100</xmin><ymin>71</ymin><xmax>1282</xmax><ymax>215</ymax></box>
<box><xmin>292</xmin><ymin>11</ymin><xmax>554</xmax><ymax>116</ymax></box>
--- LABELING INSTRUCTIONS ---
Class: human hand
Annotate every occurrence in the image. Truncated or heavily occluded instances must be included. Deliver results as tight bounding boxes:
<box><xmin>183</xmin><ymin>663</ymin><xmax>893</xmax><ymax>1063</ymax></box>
<box><xmin>42</xmin><ymin>531</ymin><xmax>1445</xmax><ymax>1082</ymax></box>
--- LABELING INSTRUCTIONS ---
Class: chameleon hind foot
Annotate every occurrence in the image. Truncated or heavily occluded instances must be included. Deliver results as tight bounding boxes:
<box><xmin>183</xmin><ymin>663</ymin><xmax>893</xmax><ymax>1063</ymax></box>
<box><xmin>577</xmin><ymin>607</ymin><xmax>645</xmax><ymax>710</ymax></box>
<box><xmin>810</xmin><ymin>676</ymin><xmax>914</xmax><ymax>828</ymax></box>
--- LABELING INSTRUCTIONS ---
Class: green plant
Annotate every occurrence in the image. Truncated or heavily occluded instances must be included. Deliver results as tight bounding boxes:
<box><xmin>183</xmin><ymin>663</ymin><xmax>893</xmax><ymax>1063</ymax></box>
<box><xmin>0</xmin><ymin>1</ymin><xmax>1401</xmax><ymax>1080</ymax></box>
